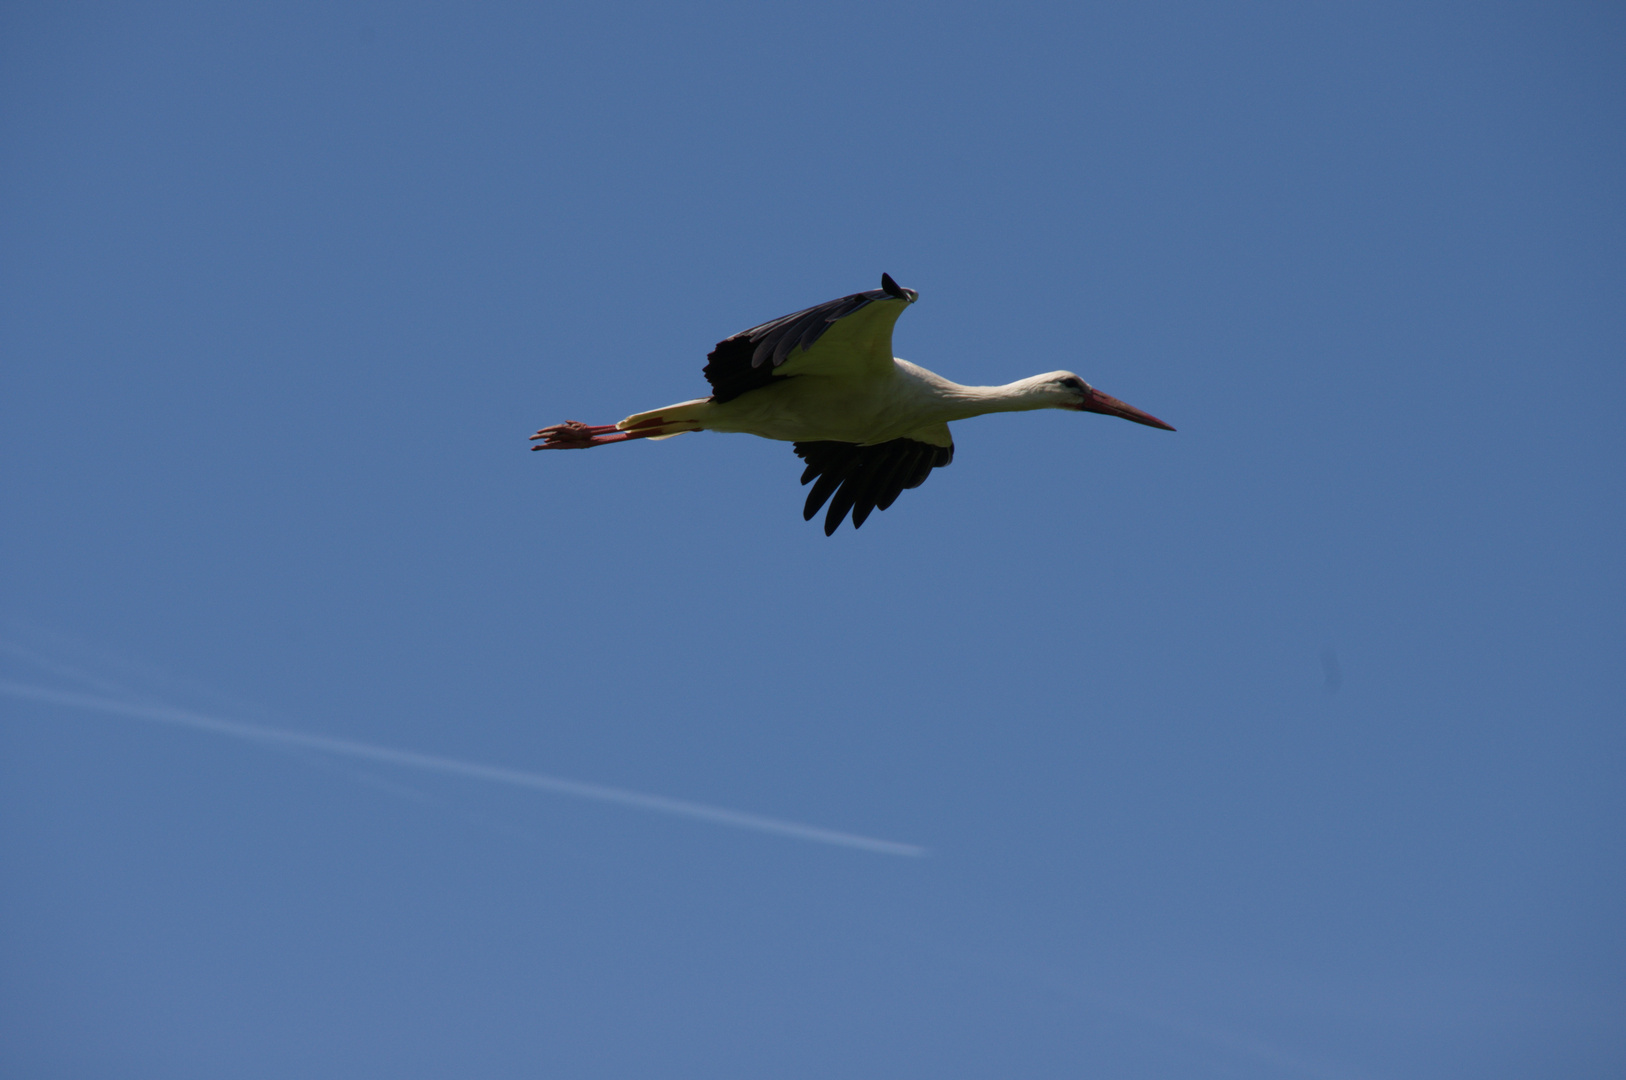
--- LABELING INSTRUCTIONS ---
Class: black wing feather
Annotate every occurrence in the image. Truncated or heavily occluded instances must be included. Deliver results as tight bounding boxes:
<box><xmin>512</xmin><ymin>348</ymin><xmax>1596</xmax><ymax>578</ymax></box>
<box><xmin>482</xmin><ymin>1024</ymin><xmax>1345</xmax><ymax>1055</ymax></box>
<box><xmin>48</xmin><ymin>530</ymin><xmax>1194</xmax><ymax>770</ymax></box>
<box><xmin>847</xmin><ymin>465</ymin><xmax>886</xmax><ymax>529</ymax></box>
<box><xmin>793</xmin><ymin>438</ymin><xmax>954</xmax><ymax>534</ymax></box>
<box><xmin>802</xmin><ymin>462</ymin><xmax>853</xmax><ymax>523</ymax></box>
<box><xmin>871</xmin><ymin>445</ymin><xmax>922</xmax><ymax>511</ymax></box>
<box><xmin>823</xmin><ymin>479</ymin><xmax>862</xmax><ymax>537</ymax></box>
<box><xmin>703</xmin><ymin>285</ymin><xmax>892</xmax><ymax>403</ymax></box>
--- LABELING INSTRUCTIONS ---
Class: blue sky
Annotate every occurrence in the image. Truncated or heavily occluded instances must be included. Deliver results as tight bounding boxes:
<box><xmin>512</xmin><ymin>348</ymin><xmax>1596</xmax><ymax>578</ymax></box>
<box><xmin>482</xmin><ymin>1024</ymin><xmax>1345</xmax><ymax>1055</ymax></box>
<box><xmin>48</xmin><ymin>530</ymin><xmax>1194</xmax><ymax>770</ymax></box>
<box><xmin>2</xmin><ymin>2</ymin><xmax>1622</xmax><ymax>1076</ymax></box>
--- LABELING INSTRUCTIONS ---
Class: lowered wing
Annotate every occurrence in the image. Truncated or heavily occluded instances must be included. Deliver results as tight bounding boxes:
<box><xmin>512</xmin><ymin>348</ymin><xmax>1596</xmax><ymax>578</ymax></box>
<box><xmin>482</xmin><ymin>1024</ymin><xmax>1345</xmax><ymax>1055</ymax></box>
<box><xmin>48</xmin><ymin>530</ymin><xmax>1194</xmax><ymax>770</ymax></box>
<box><xmin>794</xmin><ymin>428</ymin><xmax>954</xmax><ymax>535</ymax></box>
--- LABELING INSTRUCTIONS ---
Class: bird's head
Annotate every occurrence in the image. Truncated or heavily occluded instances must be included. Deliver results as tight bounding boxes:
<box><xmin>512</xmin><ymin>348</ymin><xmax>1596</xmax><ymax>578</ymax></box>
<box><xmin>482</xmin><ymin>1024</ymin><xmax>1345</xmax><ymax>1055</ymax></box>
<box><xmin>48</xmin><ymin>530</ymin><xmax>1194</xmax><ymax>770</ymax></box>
<box><xmin>1042</xmin><ymin>371</ymin><xmax>1176</xmax><ymax>430</ymax></box>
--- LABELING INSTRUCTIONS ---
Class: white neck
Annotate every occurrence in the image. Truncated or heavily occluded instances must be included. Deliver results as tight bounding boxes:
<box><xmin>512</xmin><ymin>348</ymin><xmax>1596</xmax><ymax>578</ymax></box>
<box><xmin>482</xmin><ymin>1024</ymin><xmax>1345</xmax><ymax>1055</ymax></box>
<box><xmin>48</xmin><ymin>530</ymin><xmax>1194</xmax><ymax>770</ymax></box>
<box><xmin>898</xmin><ymin>363</ymin><xmax>1075</xmax><ymax>422</ymax></box>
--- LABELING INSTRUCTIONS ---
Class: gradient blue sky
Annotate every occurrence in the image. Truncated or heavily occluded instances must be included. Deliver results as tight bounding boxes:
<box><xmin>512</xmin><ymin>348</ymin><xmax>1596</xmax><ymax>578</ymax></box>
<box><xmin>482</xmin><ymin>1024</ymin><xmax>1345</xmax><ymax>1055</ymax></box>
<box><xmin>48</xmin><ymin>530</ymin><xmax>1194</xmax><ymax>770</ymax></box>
<box><xmin>3</xmin><ymin>2</ymin><xmax>1622</xmax><ymax>1077</ymax></box>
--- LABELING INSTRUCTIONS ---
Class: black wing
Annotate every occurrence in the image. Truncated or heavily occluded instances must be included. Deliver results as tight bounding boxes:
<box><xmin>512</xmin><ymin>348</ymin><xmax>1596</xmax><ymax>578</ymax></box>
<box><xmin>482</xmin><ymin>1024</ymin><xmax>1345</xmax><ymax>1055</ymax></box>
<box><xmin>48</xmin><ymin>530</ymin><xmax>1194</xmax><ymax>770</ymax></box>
<box><xmin>793</xmin><ymin>437</ymin><xmax>954</xmax><ymax>535</ymax></box>
<box><xmin>703</xmin><ymin>274</ymin><xmax>913</xmax><ymax>403</ymax></box>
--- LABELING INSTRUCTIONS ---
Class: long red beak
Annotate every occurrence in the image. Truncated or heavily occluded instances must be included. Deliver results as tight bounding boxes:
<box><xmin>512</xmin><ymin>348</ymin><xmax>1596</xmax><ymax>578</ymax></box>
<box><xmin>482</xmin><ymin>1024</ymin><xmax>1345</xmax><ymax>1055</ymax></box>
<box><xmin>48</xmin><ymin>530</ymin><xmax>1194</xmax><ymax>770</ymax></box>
<box><xmin>1079</xmin><ymin>388</ymin><xmax>1176</xmax><ymax>431</ymax></box>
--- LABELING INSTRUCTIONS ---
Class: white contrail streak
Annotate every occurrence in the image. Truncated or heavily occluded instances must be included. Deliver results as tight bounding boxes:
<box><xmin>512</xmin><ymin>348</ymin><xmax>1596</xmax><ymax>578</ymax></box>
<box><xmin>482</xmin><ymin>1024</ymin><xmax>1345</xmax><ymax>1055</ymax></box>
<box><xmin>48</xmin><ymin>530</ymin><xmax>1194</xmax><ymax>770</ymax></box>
<box><xmin>0</xmin><ymin>680</ymin><xmax>926</xmax><ymax>858</ymax></box>
<box><xmin>0</xmin><ymin>638</ymin><xmax>158</xmax><ymax>706</ymax></box>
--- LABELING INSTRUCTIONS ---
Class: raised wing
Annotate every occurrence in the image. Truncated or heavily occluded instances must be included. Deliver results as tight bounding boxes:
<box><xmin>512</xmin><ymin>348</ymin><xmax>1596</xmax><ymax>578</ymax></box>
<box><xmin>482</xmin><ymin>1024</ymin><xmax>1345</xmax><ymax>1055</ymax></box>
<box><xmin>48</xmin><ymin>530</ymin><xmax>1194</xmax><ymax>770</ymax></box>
<box><xmin>793</xmin><ymin>432</ymin><xmax>954</xmax><ymax>535</ymax></box>
<box><xmin>702</xmin><ymin>273</ymin><xmax>917</xmax><ymax>403</ymax></box>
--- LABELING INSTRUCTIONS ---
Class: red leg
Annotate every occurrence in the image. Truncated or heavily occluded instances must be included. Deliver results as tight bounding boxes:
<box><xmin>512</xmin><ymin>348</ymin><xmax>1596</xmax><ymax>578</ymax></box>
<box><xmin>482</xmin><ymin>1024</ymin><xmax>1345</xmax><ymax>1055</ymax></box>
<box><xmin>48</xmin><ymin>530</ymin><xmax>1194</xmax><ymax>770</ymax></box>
<box><xmin>529</xmin><ymin>417</ymin><xmax>701</xmax><ymax>449</ymax></box>
<box><xmin>530</xmin><ymin>420</ymin><xmax>657</xmax><ymax>449</ymax></box>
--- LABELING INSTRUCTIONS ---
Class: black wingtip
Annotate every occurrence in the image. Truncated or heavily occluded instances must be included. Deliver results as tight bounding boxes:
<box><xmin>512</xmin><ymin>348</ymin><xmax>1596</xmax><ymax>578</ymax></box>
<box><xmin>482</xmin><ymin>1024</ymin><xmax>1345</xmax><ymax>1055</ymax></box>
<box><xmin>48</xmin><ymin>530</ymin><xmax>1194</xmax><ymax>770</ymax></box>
<box><xmin>880</xmin><ymin>272</ymin><xmax>906</xmax><ymax>299</ymax></box>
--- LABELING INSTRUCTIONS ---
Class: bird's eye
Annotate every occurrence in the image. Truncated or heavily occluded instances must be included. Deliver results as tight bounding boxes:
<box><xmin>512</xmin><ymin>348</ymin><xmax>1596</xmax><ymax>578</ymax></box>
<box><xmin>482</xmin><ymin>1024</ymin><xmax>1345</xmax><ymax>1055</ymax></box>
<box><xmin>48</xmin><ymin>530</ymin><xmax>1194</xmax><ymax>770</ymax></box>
<box><xmin>1057</xmin><ymin>376</ymin><xmax>1084</xmax><ymax>391</ymax></box>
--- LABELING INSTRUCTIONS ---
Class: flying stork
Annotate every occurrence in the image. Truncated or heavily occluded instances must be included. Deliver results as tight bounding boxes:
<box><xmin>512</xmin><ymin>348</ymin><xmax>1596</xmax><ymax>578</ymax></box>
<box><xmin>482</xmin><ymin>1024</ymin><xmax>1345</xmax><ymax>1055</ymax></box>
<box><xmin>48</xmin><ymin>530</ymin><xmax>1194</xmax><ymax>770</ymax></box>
<box><xmin>531</xmin><ymin>274</ymin><xmax>1175</xmax><ymax>534</ymax></box>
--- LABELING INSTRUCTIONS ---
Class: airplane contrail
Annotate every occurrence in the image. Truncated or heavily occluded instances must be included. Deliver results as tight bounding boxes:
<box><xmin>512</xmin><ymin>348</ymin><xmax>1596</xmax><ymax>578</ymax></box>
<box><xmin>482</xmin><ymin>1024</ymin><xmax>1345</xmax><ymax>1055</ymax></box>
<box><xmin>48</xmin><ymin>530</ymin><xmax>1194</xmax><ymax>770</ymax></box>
<box><xmin>0</xmin><ymin>679</ymin><xmax>926</xmax><ymax>857</ymax></box>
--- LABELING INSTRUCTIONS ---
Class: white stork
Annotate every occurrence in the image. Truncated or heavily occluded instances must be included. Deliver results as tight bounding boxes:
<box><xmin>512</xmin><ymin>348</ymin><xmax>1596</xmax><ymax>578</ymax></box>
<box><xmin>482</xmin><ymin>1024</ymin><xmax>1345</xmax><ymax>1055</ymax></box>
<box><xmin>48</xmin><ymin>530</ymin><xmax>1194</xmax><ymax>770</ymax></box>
<box><xmin>531</xmin><ymin>274</ymin><xmax>1175</xmax><ymax>534</ymax></box>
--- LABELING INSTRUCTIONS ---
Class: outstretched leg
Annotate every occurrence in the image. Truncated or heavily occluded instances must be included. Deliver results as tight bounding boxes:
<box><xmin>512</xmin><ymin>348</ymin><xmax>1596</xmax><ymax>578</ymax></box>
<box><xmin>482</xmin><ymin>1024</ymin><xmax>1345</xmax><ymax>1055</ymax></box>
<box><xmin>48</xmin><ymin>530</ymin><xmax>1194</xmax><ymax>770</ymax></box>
<box><xmin>530</xmin><ymin>420</ymin><xmax>636</xmax><ymax>449</ymax></box>
<box><xmin>529</xmin><ymin>415</ymin><xmax>699</xmax><ymax>449</ymax></box>
<box><xmin>530</xmin><ymin>398</ymin><xmax>715</xmax><ymax>449</ymax></box>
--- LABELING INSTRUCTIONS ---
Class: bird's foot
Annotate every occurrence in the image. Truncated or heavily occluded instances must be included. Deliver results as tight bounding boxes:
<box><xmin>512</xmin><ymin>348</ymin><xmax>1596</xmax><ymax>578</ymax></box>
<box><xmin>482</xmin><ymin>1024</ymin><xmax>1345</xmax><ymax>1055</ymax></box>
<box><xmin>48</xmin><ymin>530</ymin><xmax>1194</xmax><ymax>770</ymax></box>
<box><xmin>531</xmin><ymin>420</ymin><xmax>662</xmax><ymax>449</ymax></box>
